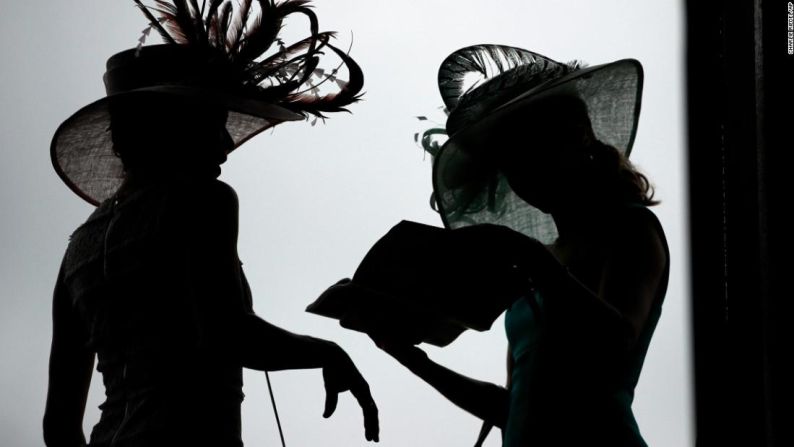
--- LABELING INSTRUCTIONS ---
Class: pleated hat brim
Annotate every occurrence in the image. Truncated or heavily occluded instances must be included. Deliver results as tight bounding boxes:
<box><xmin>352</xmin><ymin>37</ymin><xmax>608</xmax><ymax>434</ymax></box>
<box><xmin>51</xmin><ymin>85</ymin><xmax>303</xmax><ymax>206</ymax></box>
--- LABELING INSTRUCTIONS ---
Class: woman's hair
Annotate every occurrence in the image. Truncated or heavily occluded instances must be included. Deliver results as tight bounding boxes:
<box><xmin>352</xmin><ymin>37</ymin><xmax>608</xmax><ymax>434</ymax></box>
<box><xmin>500</xmin><ymin>94</ymin><xmax>660</xmax><ymax>206</ymax></box>
<box><xmin>589</xmin><ymin>140</ymin><xmax>660</xmax><ymax>206</ymax></box>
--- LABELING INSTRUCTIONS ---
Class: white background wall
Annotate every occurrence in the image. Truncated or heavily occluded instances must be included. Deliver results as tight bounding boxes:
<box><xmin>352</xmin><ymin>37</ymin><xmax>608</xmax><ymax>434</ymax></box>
<box><xmin>0</xmin><ymin>1</ymin><xmax>690</xmax><ymax>445</ymax></box>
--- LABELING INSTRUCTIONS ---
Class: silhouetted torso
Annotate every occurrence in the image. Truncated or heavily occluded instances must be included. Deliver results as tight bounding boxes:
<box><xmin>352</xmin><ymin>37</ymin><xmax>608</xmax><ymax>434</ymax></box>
<box><xmin>503</xmin><ymin>204</ymin><xmax>669</xmax><ymax>446</ymax></box>
<box><xmin>61</xmin><ymin>179</ymin><xmax>250</xmax><ymax>447</ymax></box>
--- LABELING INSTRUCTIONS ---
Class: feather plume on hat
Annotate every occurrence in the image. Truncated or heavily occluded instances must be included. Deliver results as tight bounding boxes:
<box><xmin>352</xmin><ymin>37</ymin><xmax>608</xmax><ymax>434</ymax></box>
<box><xmin>133</xmin><ymin>0</ymin><xmax>364</xmax><ymax>118</ymax></box>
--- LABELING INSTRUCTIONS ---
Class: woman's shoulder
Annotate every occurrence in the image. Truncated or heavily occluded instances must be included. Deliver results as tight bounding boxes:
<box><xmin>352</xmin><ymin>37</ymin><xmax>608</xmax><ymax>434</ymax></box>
<box><xmin>179</xmin><ymin>180</ymin><xmax>239</xmax><ymax>228</ymax></box>
<box><xmin>164</xmin><ymin>179</ymin><xmax>240</xmax><ymax>242</ymax></box>
<box><xmin>192</xmin><ymin>178</ymin><xmax>237</xmax><ymax>197</ymax></box>
<box><xmin>134</xmin><ymin>178</ymin><xmax>237</xmax><ymax>220</ymax></box>
<box><xmin>608</xmin><ymin>202</ymin><xmax>669</xmax><ymax>265</ymax></box>
<box><xmin>173</xmin><ymin>178</ymin><xmax>239</xmax><ymax>209</ymax></box>
<box><xmin>66</xmin><ymin>200</ymin><xmax>115</xmax><ymax>249</ymax></box>
<box><xmin>611</xmin><ymin>202</ymin><xmax>665</xmax><ymax>233</ymax></box>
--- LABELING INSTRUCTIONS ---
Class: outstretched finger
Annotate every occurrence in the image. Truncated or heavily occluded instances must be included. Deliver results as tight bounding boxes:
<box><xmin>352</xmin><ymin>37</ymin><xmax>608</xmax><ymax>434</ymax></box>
<box><xmin>351</xmin><ymin>384</ymin><xmax>379</xmax><ymax>442</ymax></box>
<box><xmin>323</xmin><ymin>389</ymin><xmax>338</xmax><ymax>418</ymax></box>
<box><xmin>363</xmin><ymin>400</ymin><xmax>379</xmax><ymax>442</ymax></box>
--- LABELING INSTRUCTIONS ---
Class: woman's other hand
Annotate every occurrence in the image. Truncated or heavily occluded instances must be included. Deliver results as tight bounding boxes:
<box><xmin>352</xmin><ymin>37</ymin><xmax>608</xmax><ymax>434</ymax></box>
<box><xmin>452</xmin><ymin>223</ymin><xmax>553</xmax><ymax>271</ymax></box>
<box><xmin>368</xmin><ymin>334</ymin><xmax>510</xmax><ymax>429</ymax></box>
<box><xmin>322</xmin><ymin>343</ymin><xmax>380</xmax><ymax>442</ymax></box>
<box><xmin>369</xmin><ymin>335</ymin><xmax>429</xmax><ymax>370</ymax></box>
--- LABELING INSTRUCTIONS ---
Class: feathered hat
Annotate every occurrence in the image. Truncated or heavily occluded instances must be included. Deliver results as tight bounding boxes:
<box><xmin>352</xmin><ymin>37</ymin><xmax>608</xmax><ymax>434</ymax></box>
<box><xmin>51</xmin><ymin>0</ymin><xmax>364</xmax><ymax>206</ymax></box>
<box><xmin>421</xmin><ymin>44</ymin><xmax>643</xmax><ymax>243</ymax></box>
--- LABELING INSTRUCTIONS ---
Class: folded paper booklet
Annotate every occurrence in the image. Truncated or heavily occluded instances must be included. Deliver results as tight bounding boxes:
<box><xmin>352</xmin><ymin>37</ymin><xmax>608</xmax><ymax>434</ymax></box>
<box><xmin>306</xmin><ymin>220</ymin><xmax>533</xmax><ymax>346</ymax></box>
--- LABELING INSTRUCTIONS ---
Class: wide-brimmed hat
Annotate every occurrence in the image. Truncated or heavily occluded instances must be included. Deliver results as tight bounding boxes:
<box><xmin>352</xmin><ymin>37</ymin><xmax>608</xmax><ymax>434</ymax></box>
<box><xmin>307</xmin><ymin>220</ymin><xmax>532</xmax><ymax>346</ymax></box>
<box><xmin>426</xmin><ymin>44</ymin><xmax>643</xmax><ymax>243</ymax></box>
<box><xmin>52</xmin><ymin>0</ymin><xmax>364</xmax><ymax>206</ymax></box>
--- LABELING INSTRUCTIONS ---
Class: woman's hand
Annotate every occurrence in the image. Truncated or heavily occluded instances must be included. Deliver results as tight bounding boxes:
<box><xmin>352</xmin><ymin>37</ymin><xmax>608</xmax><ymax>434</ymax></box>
<box><xmin>368</xmin><ymin>334</ymin><xmax>510</xmax><ymax>428</ymax></box>
<box><xmin>322</xmin><ymin>343</ymin><xmax>380</xmax><ymax>442</ymax></box>
<box><xmin>452</xmin><ymin>223</ymin><xmax>555</xmax><ymax>271</ymax></box>
<box><xmin>369</xmin><ymin>335</ymin><xmax>429</xmax><ymax>370</ymax></box>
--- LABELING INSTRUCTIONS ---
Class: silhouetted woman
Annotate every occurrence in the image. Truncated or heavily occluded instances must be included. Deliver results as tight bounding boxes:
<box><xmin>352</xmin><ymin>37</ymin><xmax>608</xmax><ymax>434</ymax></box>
<box><xmin>44</xmin><ymin>2</ymin><xmax>378</xmax><ymax>446</ymax></box>
<box><xmin>373</xmin><ymin>45</ymin><xmax>668</xmax><ymax>446</ymax></box>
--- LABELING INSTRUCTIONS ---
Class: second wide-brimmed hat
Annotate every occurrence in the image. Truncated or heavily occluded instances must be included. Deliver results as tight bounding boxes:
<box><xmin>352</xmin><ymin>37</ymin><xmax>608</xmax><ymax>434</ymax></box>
<box><xmin>307</xmin><ymin>220</ymin><xmax>533</xmax><ymax>346</ymax></box>
<box><xmin>52</xmin><ymin>0</ymin><xmax>364</xmax><ymax>206</ymax></box>
<box><xmin>427</xmin><ymin>44</ymin><xmax>643</xmax><ymax>243</ymax></box>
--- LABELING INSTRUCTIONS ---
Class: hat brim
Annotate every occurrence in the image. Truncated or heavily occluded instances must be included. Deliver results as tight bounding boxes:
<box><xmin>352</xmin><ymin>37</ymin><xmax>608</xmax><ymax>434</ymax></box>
<box><xmin>51</xmin><ymin>86</ymin><xmax>305</xmax><ymax>206</ymax></box>
<box><xmin>307</xmin><ymin>278</ymin><xmax>469</xmax><ymax>347</ymax></box>
<box><xmin>433</xmin><ymin>59</ymin><xmax>643</xmax><ymax>242</ymax></box>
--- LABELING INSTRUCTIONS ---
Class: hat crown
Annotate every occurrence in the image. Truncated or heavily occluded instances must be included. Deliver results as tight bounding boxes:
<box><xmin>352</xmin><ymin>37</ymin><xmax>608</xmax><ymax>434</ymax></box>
<box><xmin>438</xmin><ymin>45</ymin><xmax>578</xmax><ymax>135</ymax></box>
<box><xmin>103</xmin><ymin>45</ymin><xmax>222</xmax><ymax>96</ymax></box>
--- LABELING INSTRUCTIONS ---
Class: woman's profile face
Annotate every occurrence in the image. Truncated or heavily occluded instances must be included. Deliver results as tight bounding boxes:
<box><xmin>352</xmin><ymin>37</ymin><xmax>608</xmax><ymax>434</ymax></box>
<box><xmin>486</xmin><ymin>95</ymin><xmax>596</xmax><ymax>212</ymax></box>
<box><xmin>493</xmin><ymin>133</ymin><xmax>563</xmax><ymax>212</ymax></box>
<box><xmin>110</xmin><ymin>94</ymin><xmax>232</xmax><ymax>177</ymax></box>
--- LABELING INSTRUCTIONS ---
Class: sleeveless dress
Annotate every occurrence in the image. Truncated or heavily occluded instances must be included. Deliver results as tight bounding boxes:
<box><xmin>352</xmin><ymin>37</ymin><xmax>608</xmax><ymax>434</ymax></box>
<box><xmin>59</xmin><ymin>181</ymin><xmax>251</xmax><ymax>447</ymax></box>
<box><xmin>503</xmin><ymin>205</ymin><xmax>669</xmax><ymax>447</ymax></box>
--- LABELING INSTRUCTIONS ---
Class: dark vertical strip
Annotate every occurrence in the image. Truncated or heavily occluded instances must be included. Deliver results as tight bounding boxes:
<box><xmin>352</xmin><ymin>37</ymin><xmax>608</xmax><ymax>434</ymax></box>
<box><xmin>725</xmin><ymin>0</ymin><xmax>766</xmax><ymax>443</ymax></box>
<box><xmin>688</xmin><ymin>0</ymin><xmax>793</xmax><ymax>446</ymax></box>
<box><xmin>753</xmin><ymin>3</ymin><xmax>775</xmax><ymax>446</ymax></box>
<box><xmin>759</xmin><ymin>1</ymin><xmax>794</xmax><ymax>446</ymax></box>
<box><xmin>686</xmin><ymin>1</ymin><xmax>730</xmax><ymax>445</ymax></box>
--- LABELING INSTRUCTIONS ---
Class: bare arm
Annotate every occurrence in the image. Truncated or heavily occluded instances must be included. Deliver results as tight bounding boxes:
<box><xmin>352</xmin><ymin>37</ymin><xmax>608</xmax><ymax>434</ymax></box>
<box><xmin>375</xmin><ymin>341</ymin><xmax>510</xmax><ymax>428</ymax></box>
<box><xmin>185</xmin><ymin>181</ymin><xmax>378</xmax><ymax>441</ymax></box>
<box><xmin>596</xmin><ymin>210</ymin><xmax>667</xmax><ymax>345</ymax></box>
<box><xmin>184</xmin><ymin>181</ymin><xmax>357</xmax><ymax>370</ymax></box>
<box><xmin>43</xmin><ymin>265</ymin><xmax>94</xmax><ymax>447</ymax></box>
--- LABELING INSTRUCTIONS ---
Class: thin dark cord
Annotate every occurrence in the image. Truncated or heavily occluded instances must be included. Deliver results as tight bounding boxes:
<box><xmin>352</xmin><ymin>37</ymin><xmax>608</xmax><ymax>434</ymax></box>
<box><xmin>265</xmin><ymin>371</ymin><xmax>287</xmax><ymax>447</ymax></box>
